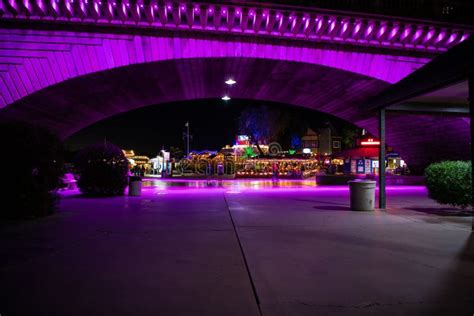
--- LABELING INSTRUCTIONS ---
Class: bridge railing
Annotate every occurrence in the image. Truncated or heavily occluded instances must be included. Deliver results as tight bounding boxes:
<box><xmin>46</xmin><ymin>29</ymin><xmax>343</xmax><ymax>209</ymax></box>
<box><xmin>216</xmin><ymin>0</ymin><xmax>474</xmax><ymax>26</ymax></box>
<box><xmin>0</xmin><ymin>0</ymin><xmax>471</xmax><ymax>53</ymax></box>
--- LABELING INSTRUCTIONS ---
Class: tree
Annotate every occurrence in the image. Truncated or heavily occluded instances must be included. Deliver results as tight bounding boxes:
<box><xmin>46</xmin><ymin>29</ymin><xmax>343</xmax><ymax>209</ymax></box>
<box><xmin>238</xmin><ymin>105</ymin><xmax>288</xmax><ymax>154</ymax></box>
<box><xmin>0</xmin><ymin>121</ymin><xmax>64</xmax><ymax>219</ymax></box>
<box><xmin>76</xmin><ymin>142</ymin><xmax>129</xmax><ymax>196</ymax></box>
<box><xmin>341</xmin><ymin>126</ymin><xmax>362</xmax><ymax>149</ymax></box>
<box><xmin>169</xmin><ymin>146</ymin><xmax>184</xmax><ymax>159</ymax></box>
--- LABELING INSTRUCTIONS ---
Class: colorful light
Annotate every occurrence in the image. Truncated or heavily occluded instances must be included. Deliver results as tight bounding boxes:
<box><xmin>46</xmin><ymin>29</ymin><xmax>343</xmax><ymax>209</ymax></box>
<box><xmin>221</xmin><ymin>95</ymin><xmax>231</xmax><ymax>101</ymax></box>
<box><xmin>225</xmin><ymin>79</ymin><xmax>236</xmax><ymax>85</ymax></box>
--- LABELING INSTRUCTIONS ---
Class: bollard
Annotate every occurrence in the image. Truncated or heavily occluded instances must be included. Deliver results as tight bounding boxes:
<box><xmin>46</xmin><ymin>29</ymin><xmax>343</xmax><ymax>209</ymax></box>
<box><xmin>129</xmin><ymin>176</ymin><xmax>142</xmax><ymax>196</ymax></box>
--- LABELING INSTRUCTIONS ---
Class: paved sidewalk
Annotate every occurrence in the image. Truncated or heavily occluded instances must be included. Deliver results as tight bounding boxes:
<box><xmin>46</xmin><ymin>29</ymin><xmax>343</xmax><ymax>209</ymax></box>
<box><xmin>1</xmin><ymin>186</ymin><xmax>473</xmax><ymax>315</ymax></box>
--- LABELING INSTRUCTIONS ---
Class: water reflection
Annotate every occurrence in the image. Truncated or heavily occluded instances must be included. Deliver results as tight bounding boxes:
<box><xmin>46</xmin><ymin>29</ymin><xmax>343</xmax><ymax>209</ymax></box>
<box><xmin>141</xmin><ymin>179</ymin><xmax>318</xmax><ymax>191</ymax></box>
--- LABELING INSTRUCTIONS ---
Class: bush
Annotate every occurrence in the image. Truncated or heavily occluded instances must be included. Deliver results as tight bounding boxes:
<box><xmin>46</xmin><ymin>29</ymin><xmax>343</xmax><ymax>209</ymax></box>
<box><xmin>424</xmin><ymin>161</ymin><xmax>472</xmax><ymax>208</ymax></box>
<box><xmin>0</xmin><ymin>121</ymin><xmax>64</xmax><ymax>219</ymax></box>
<box><xmin>76</xmin><ymin>142</ymin><xmax>129</xmax><ymax>196</ymax></box>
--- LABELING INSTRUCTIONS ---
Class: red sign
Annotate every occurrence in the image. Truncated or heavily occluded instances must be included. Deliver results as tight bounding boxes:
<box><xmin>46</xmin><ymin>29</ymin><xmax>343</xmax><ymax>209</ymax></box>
<box><xmin>360</xmin><ymin>138</ymin><xmax>380</xmax><ymax>146</ymax></box>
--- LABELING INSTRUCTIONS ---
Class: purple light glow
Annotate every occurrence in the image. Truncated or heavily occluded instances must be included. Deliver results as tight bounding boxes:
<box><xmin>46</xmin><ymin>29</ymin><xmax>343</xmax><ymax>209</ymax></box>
<box><xmin>0</xmin><ymin>20</ymin><xmax>430</xmax><ymax>100</ymax></box>
<box><xmin>446</xmin><ymin>33</ymin><xmax>457</xmax><ymax>45</ymax></box>
<box><xmin>388</xmin><ymin>26</ymin><xmax>399</xmax><ymax>39</ymax></box>
<box><xmin>434</xmin><ymin>31</ymin><xmax>445</xmax><ymax>43</ymax></box>
<box><xmin>329</xmin><ymin>19</ymin><xmax>336</xmax><ymax>32</ymax></box>
<box><xmin>423</xmin><ymin>29</ymin><xmax>435</xmax><ymax>44</ymax></box>
<box><xmin>353</xmin><ymin>22</ymin><xmax>361</xmax><ymax>35</ymax></box>
<box><xmin>0</xmin><ymin>1</ymin><xmax>462</xmax><ymax>112</ymax></box>
<box><xmin>341</xmin><ymin>21</ymin><xmax>349</xmax><ymax>34</ymax></box>
<box><xmin>365</xmin><ymin>24</ymin><xmax>374</xmax><ymax>37</ymax></box>
<box><xmin>401</xmin><ymin>26</ymin><xmax>411</xmax><ymax>40</ymax></box>
<box><xmin>377</xmin><ymin>25</ymin><xmax>386</xmax><ymax>38</ymax></box>
<box><xmin>412</xmin><ymin>29</ymin><xmax>423</xmax><ymax>42</ymax></box>
<box><xmin>60</xmin><ymin>179</ymin><xmax>428</xmax><ymax>196</ymax></box>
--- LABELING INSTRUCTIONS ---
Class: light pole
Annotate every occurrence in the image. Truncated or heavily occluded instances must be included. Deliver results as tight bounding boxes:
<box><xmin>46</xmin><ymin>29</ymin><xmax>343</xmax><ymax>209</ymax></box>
<box><xmin>184</xmin><ymin>121</ymin><xmax>190</xmax><ymax>156</ymax></box>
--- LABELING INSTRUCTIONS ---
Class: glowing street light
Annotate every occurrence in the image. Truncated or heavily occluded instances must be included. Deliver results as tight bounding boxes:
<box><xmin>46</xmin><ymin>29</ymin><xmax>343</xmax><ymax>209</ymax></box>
<box><xmin>225</xmin><ymin>79</ymin><xmax>236</xmax><ymax>85</ymax></box>
<box><xmin>221</xmin><ymin>95</ymin><xmax>231</xmax><ymax>101</ymax></box>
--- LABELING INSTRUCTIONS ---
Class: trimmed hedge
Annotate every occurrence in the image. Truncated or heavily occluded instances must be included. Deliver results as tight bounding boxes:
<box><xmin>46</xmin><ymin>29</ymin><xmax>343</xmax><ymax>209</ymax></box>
<box><xmin>424</xmin><ymin>161</ymin><xmax>471</xmax><ymax>208</ymax></box>
<box><xmin>0</xmin><ymin>121</ymin><xmax>64</xmax><ymax>219</ymax></box>
<box><xmin>76</xmin><ymin>142</ymin><xmax>129</xmax><ymax>196</ymax></box>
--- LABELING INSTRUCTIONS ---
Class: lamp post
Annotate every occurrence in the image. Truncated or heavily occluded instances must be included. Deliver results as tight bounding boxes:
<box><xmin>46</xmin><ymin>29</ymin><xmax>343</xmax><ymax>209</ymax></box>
<box><xmin>184</xmin><ymin>121</ymin><xmax>190</xmax><ymax>156</ymax></box>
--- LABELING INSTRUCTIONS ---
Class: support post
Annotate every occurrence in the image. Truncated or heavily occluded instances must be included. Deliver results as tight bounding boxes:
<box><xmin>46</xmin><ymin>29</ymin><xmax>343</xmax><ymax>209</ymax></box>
<box><xmin>379</xmin><ymin>108</ymin><xmax>386</xmax><ymax>209</ymax></box>
<box><xmin>469</xmin><ymin>76</ymin><xmax>474</xmax><ymax>231</ymax></box>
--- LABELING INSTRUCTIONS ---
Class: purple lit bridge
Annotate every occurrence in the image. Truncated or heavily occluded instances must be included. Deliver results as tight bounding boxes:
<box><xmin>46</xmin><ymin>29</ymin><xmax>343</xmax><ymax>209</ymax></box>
<box><xmin>0</xmin><ymin>0</ymin><xmax>472</xmax><ymax>171</ymax></box>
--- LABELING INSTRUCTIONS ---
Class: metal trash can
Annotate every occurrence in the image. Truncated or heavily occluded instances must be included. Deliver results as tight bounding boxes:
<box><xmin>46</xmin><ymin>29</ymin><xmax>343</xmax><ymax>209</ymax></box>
<box><xmin>129</xmin><ymin>176</ymin><xmax>142</xmax><ymax>196</ymax></box>
<box><xmin>348</xmin><ymin>180</ymin><xmax>376</xmax><ymax>211</ymax></box>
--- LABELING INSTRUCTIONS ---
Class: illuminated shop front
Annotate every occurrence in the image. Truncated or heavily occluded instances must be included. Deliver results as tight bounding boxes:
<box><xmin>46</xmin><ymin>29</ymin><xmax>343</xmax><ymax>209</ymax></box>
<box><xmin>334</xmin><ymin>137</ymin><xmax>409</xmax><ymax>175</ymax></box>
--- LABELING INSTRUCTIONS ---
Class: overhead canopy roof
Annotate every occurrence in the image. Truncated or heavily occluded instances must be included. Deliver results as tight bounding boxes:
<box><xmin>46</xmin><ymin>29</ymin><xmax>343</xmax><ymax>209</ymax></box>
<box><xmin>364</xmin><ymin>36</ymin><xmax>473</xmax><ymax>112</ymax></box>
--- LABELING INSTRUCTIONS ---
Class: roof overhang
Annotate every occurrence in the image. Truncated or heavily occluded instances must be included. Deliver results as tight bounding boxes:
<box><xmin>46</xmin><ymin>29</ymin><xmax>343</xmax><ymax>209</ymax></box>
<box><xmin>364</xmin><ymin>36</ymin><xmax>474</xmax><ymax>113</ymax></box>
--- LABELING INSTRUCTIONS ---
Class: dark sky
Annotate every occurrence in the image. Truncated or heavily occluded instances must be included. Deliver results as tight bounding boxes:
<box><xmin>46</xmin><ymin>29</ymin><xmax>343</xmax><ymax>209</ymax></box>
<box><xmin>65</xmin><ymin>98</ymin><xmax>353</xmax><ymax>157</ymax></box>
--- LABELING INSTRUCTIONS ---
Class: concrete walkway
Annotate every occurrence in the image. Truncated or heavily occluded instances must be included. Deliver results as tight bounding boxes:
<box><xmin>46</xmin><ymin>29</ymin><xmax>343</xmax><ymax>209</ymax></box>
<box><xmin>1</xmin><ymin>186</ymin><xmax>473</xmax><ymax>315</ymax></box>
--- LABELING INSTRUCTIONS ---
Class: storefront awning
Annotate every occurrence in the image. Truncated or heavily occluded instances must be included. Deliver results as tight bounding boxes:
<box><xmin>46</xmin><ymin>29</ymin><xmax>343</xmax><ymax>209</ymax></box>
<box><xmin>333</xmin><ymin>147</ymin><xmax>380</xmax><ymax>159</ymax></box>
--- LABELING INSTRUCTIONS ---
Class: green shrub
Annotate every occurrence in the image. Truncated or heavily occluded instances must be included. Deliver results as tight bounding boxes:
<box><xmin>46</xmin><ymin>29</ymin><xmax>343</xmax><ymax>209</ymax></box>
<box><xmin>0</xmin><ymin>121</ymin><xmax>64</xmax><ymax>219</ymax></box>
<box><xmin>76</xmin><ymin>143</ymin><xmax>129</xmax><ymax>196</ymax></box>
<box><xmin>424</xmin><ymin>161</ymin><xmax>472</xmax><ymax>208</ymax></box>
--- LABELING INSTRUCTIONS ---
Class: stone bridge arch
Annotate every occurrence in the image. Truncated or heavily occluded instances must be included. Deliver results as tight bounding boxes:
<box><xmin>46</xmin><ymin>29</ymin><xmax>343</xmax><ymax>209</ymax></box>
<box><xmin>0</xmin><ymin>27</ymin><xmax>432</xmax><ymax>108</ymax></box>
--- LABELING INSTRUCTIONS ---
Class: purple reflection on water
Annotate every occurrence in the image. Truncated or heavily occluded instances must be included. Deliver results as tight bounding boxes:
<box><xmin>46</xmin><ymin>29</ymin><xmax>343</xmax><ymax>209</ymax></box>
<box><xmin>60</xmin><ymin>179</ymin><xmax>428</xmax><ymax>197</ymax></box>
<box><xmin>143</xmin><ymin>183</ymin><xmax>427</xmax><ymax>200</ymax></box>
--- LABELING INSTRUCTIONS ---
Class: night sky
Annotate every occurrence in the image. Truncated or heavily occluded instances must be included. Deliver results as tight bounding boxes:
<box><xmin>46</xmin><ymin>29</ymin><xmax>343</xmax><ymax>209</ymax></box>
<box><xmin>65</xmin><ymin>99</ymin><xmax>353</xmax><ymax>157</ymax></box>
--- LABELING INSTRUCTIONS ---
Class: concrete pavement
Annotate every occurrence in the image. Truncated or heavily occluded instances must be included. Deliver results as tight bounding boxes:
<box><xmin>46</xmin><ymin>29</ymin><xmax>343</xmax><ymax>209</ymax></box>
<box><xmin>1</xmin><ymin>185</ymin><xmax>473</xmax><ymax>315</ymax></box>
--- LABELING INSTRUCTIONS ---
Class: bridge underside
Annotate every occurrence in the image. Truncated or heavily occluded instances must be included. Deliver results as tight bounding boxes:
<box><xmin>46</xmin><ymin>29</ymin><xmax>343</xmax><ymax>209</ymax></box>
<box><xmin>2</xmin><ymin>57</ymin><xmax>470</xmax><ymax>172</ymax></box>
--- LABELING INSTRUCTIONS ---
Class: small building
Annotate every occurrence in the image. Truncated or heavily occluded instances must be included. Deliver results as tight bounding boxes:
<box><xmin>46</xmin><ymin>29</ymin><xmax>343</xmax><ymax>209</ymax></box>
<box><xmin>301</xmin><ymin>124</ymin><xmax>342</xmax><ymax>155</ymax></box>
<box><xmin>301</xmin><ymin>128</ymin><xmax>319</xmax><ymax>154</ymax></box>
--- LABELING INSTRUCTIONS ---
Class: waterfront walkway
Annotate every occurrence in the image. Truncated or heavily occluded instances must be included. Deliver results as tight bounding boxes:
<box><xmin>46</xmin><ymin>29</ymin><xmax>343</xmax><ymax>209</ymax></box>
<box><xmin>1</xmin><ymin>184</ymin><xmax>473</xmax><ymax>315</ymax></box>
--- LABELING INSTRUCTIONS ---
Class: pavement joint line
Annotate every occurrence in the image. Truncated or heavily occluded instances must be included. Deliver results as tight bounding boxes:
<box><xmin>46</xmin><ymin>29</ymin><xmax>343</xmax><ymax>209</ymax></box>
<box><xmin>223</xmin><ymin>193</ymin><xmax>264</xmax><ymax>316</ymax></box>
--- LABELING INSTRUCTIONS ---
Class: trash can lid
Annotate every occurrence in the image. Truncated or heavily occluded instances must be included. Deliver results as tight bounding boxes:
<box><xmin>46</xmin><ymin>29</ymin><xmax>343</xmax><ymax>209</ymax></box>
<box><xmin>347</xmin><ymin>180</ymin><xmax>376</xmax><ymax>184</ymax></box>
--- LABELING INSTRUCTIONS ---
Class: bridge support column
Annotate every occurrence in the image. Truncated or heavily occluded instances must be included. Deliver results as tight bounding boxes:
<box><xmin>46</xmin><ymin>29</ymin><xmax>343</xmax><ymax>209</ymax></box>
<box><xmin>379</xmin><ymin>108</ymin><xmax>386</xmax><ymax>209</ymax></box>
<box><xmin>469</xmin><ymin>76</ymin><xmax>474</xmax><ymax>231</ymax></box>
